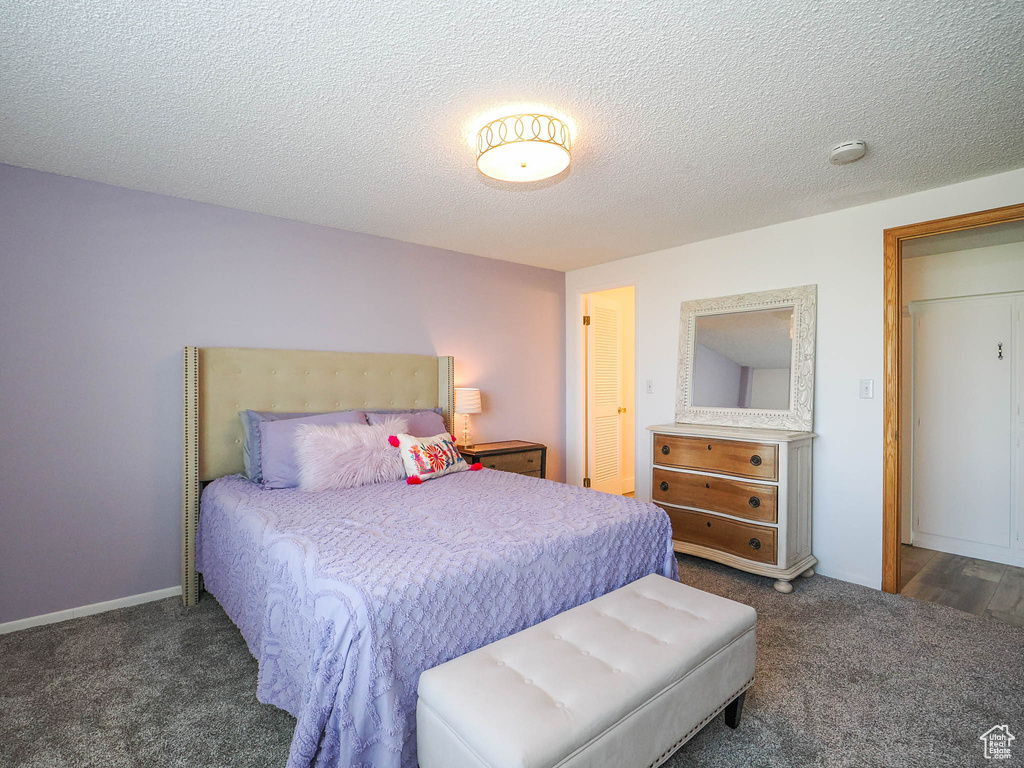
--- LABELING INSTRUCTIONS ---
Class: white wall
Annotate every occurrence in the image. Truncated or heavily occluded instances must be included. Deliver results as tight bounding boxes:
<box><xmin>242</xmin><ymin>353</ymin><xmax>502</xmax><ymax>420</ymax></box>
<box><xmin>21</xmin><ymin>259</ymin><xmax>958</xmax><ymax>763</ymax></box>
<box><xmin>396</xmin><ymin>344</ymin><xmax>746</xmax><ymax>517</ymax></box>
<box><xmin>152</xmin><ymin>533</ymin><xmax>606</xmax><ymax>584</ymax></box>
<box><xmin>565</xmin><ymin>166</ymin><xmax>1024</xmax><ymax>589</ymax></box>
<box><xmin>692</xmin><ymin>343</ymin><xmax>742</xmax><ymax>407</ymax></box>
<box><xmin>903</xmin><ymin>242</ymin><xmax>1024</xmax><ymax>302</ymax></box>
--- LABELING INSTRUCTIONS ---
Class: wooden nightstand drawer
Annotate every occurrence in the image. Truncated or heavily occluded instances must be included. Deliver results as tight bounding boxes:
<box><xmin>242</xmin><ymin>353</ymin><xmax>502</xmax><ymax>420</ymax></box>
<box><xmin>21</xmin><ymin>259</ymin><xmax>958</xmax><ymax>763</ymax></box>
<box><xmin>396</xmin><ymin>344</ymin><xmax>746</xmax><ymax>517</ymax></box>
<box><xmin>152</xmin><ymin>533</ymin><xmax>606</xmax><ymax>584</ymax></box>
<box><xmin>481</xmin><ymin>449</ymin><xmax>543</xmax><ymax>473</ymax></box>
<box><xmin>652</xmin><ymin>468</ymin><xmax>778</xmax><ymax>523</ymax></box>
<box><xmin>459</xmin><ymin>441</ymin><xmax>547</xmax><ymax>479</ymax></box>
<box><xmin>659</xmin><ymin>506</ymin><xmax>778</xmax><ymax>565</ymax></box>
<box><xmin>653</xmin><ymin>434</ymin><xmax>778</xmax><ymax>481</ymax></box>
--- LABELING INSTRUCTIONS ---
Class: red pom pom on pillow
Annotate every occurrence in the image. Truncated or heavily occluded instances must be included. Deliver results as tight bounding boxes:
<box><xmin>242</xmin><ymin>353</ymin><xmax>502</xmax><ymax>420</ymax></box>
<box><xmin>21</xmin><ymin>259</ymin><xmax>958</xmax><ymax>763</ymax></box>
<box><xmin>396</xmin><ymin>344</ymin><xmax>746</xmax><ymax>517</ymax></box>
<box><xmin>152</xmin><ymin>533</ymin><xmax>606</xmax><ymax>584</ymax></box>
<box><xmin>470</xmin><ymin>462</ymin><xmax>483</xmax><ymax>471</ymax></box>
<box><xmin>388</xmin><ymin>435</ymin><xmax>400</xmax><ymax>447</ymax></box>
<box><xmin>406</xmin><ymin>475</ymin><xmax>423</xmax><ymax>485</ymax></box>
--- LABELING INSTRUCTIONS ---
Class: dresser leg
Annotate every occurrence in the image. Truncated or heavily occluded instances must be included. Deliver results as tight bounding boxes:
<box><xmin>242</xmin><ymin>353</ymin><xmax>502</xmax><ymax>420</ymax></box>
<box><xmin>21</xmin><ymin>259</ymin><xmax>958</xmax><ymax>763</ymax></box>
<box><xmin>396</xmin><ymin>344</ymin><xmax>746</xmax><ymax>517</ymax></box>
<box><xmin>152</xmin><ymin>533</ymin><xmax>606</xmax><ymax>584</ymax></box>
<box><xmin>800</xmin><ymin>567</ymin><xmax>815</xmax><ymax>578</ymax></box>
<box><xmin>773</xmin><ymin>579</ymin><xmax>794</xmax><ymax>594</ymax></box>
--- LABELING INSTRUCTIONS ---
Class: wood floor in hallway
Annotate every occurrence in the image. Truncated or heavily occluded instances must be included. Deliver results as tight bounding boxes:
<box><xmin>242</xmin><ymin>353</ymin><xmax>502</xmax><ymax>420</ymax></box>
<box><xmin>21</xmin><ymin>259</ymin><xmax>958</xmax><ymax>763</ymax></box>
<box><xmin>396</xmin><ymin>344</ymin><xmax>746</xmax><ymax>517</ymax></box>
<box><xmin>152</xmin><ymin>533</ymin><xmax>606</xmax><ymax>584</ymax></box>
<box><xmin>901</xmin><ymin>544</ymin><xmax>1024</xmax><ymax>627</ymax></box>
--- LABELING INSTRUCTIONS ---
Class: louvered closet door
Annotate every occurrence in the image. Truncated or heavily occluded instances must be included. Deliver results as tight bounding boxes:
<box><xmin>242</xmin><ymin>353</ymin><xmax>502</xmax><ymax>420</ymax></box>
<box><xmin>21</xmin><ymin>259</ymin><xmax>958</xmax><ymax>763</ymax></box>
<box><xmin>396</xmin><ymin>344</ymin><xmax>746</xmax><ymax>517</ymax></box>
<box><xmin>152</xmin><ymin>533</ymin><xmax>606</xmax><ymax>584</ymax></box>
<box><xmin>587</xmin><ymin>293</ymin><xmax>623</xmax><ymax>494</ymax></box>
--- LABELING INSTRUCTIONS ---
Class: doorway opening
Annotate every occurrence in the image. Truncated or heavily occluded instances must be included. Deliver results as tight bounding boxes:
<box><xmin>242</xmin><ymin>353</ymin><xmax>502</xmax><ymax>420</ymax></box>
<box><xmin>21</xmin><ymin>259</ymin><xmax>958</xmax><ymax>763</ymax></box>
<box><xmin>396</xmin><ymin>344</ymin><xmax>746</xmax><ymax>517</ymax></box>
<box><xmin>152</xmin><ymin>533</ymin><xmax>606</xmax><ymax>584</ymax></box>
<box><xmin>583</xmin><ymin>286</ymin><xmax>636</xmax><ymax>496</ymax></box>
<box><xmin>882</xmin><ymin>203</ymin><xmax>1024</xmax><ymax>617</ymax></box>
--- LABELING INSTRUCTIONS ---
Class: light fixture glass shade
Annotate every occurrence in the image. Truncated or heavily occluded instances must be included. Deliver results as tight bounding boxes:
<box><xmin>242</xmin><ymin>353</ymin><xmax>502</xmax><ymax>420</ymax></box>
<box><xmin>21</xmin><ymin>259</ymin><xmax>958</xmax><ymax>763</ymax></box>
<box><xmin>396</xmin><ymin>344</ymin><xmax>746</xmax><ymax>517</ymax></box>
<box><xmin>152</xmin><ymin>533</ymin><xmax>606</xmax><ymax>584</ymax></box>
<box><xmin>476</xmin><ymin>114</ymin><xmax>571</xmax><ymax>182</ymax></box>
<box><xmin>455</xmin><ymin>387</ymin><xmax>482</xmax><ymax>414</ymax></box>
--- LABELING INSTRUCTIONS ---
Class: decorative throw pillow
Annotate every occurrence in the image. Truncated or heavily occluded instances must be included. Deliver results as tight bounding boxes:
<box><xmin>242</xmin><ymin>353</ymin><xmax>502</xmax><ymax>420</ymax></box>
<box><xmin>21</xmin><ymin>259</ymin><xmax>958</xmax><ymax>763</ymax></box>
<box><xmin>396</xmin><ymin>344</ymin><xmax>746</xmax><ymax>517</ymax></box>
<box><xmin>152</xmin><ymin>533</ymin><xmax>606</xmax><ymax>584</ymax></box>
<box><xmin>366</xmin><ymin>409</ymin><xmax>446</xmax><ymax>438</ymax></box>
<box><xmin>293</xmin><ymin>416</ymin><xmax>408</xmax><ymax>491</ymax></box>
<box><xmin>259</xmin><ymin>410</ymin><xmax>369</xmax><ymax>489</ymax></box>
<box><xmin>396</xmin><ymin>432</ymin><xmax>479</xmax><ymax>484</ymax></box>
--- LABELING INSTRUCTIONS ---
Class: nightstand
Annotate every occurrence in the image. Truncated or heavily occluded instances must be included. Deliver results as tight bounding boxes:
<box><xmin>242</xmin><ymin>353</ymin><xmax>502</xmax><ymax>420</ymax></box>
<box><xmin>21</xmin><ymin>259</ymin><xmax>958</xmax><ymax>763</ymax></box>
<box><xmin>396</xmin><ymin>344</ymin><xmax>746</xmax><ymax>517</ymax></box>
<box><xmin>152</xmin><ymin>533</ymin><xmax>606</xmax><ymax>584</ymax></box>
<box><xmin>459</xmin><ymin>441</ymin><xmax>547</xmax><ymax>479</ymax></box>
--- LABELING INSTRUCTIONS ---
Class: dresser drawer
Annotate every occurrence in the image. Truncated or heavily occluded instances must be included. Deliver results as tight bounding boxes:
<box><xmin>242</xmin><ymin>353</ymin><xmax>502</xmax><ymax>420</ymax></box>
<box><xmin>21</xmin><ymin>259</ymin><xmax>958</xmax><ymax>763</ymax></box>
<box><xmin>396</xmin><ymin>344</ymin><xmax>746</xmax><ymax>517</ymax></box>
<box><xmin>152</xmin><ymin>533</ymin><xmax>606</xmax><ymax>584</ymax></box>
<box><xmin>480</xmin><ymin>450</ymin><xmax>544</xmax><ymax>474</ymax></box>
<box><xmin>653</xmin><ymin>434</ymin><xmax>778</xmax><ymax>481</ymax></box>
<box><xmin>659</xmin><ymin>506</ymin><xmax>778</xmax><ymax>565</ymax></box>
<box><xmin>652</xmin><ymin>468</ymin><xmax>778</xmax><ymax>523</ymax></box>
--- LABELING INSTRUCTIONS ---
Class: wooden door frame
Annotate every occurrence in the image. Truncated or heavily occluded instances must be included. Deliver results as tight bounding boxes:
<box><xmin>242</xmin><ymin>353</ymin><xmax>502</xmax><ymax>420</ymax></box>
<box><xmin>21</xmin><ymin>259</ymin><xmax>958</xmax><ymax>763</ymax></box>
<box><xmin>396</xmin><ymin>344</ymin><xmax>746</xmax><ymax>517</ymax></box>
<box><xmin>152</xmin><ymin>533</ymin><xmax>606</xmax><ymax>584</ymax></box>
<box><xmin>882</xmin><ymin>202</ymin><xmax>1024</xmax><ymax>593</ymax></box>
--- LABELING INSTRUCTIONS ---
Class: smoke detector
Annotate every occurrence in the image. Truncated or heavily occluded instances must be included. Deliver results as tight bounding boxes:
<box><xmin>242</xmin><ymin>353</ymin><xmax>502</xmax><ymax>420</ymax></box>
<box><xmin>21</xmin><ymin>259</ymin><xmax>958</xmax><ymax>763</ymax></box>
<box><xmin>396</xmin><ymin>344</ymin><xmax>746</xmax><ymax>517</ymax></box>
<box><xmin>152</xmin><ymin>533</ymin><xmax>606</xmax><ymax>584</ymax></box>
<box><xmin>829</xmin><ymin>140</ymin><xmax>866</xmax><ymax>165</ymax></box>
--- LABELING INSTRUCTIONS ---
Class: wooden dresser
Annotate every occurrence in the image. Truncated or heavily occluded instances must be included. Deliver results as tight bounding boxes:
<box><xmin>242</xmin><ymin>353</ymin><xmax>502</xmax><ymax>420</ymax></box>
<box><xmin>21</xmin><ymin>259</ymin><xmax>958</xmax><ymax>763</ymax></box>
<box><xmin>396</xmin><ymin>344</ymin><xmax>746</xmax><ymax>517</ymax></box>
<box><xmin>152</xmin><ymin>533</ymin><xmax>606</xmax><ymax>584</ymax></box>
<box><xmin>649</xmin><ymin>423</ymin><xmax>816</xmax><ymax>593</ymax></box>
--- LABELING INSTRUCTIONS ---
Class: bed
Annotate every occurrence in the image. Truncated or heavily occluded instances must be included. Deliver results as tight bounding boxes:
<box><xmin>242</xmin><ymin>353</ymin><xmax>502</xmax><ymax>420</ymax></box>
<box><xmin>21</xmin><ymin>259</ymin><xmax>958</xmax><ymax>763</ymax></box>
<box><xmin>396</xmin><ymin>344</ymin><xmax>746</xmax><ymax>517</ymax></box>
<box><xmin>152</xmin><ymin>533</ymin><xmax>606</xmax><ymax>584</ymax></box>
<box><xmin>181</xmin><ymin>347</ymin><xmax>678</xmax><ymax>768</ymax></box>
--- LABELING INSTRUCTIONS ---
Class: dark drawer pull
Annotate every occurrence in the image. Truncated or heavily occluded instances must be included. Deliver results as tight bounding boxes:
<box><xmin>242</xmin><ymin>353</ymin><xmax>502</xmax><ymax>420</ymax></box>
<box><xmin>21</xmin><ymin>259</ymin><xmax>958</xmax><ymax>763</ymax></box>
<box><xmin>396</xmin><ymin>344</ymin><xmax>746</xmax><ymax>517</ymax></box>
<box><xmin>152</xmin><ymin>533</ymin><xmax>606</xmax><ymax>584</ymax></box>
<box><xmin>705</xmin><ymin>482</ymin><xmax>710</xmax><ymax>489</ymax></box>
<box><xmin>660</xmin><ymin>481</ymin><xmax>669</xmax><ymax>492</ymax></box>
<box><xmin>527</xmin><ymin>458</ymin><xmax>534</xmax><ymax>463</ymax></box>
<box><xmin>706</xmin><ymin>521</ymin><xmax>712</xmax><ymax>527</ymax></box>
<box><xmin>707</xmin><ymin>444</ymin><xmax>713</xmax><ymax>450</ymax></box>
<box><xmin>661</xmin><ymin>445</ymin><xmax>670</xmax><ymax>455</ymax></box>
<box><xmin>748</xmin><ymin>496</ymin><xmax>761</xmax><ymax>508</ymax></box>
<box><xmin>749</xmin><ymin>538</ymin><xmax>761</xmax><ymax>550</ymax></box>
<box><xmin>749</xmin><ymin>454</ymin><xmax>762</xmax><ymax>466</ymax></box>
<box><xmin>487</xmin><ymin>464</ymin><xmax>497</xmax><ymax>468</ymax></box>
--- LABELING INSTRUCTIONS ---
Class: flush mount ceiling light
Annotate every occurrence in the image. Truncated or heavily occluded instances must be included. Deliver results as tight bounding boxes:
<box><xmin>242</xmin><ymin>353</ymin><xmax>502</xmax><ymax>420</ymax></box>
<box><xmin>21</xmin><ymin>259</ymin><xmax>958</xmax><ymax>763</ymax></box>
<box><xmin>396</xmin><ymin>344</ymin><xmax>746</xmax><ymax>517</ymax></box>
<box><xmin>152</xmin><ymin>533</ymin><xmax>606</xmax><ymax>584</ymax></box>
<box><xmin>476</xmin><ymin>114</ymin><xmax>572</xmax><ymax>182</ymax></box>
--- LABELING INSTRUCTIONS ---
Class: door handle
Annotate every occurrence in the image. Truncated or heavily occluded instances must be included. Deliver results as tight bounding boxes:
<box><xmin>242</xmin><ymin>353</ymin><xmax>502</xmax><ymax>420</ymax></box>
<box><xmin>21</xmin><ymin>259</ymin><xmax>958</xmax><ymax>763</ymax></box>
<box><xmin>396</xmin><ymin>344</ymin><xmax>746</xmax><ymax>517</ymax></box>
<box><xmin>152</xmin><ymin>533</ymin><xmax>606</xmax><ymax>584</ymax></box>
<box><xmin>617</xmin><ymin>407</ymin><xmax>627</xmax><ymax>414</ymax></box>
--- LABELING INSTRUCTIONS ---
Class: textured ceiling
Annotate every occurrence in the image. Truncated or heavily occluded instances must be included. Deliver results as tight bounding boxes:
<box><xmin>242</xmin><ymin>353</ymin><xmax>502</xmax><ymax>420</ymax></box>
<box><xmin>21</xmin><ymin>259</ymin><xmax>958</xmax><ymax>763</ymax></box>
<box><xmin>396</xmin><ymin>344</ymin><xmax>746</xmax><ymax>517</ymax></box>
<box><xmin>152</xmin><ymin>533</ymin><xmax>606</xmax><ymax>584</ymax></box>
<box><xmin>1</xmin><ymin>0</ymin><xmax>1022</xmax><ymax>272</ymax></box>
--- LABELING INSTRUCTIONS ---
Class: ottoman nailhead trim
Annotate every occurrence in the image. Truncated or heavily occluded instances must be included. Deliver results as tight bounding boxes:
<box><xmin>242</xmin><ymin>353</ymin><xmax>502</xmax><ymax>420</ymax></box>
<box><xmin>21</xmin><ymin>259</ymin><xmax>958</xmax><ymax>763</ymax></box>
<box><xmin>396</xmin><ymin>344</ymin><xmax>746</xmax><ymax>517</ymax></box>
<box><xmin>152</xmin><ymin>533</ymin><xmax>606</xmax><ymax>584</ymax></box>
<box><xmin>647</xmin><ymin>676</ymin><xmax>755</xmax><ymax>768</ymax></box>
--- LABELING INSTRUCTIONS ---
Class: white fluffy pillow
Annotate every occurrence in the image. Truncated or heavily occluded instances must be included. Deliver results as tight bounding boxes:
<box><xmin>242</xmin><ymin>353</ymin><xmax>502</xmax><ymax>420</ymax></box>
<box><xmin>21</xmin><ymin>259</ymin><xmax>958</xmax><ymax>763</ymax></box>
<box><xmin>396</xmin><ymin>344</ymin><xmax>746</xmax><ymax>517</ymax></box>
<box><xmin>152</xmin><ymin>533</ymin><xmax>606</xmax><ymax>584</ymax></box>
<box><xmin>294</xmin><ymin>416</ymin><xmax>408</xmax><ymax>491</ymax></box>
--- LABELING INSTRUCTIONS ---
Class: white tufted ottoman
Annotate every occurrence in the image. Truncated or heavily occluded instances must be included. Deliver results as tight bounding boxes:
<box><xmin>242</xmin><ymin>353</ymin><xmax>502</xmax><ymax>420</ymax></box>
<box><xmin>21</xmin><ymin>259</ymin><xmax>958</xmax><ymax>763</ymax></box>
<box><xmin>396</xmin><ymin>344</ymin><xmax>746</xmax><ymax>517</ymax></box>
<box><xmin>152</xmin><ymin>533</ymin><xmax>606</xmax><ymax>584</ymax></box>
<box><xmin>417</xmin><ymin>574</ymin><xmax>756</xmax><ymax>768</ymax></box>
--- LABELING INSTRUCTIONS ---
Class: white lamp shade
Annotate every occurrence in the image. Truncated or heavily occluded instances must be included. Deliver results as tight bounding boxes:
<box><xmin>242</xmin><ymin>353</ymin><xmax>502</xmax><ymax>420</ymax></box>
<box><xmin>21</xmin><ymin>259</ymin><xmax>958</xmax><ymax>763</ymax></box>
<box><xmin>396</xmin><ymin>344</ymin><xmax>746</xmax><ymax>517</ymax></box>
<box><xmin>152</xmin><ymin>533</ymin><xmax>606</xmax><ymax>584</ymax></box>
<box><xmin>455</xmin><ymin>388</ymin><xmax>482</xmax><ymax>414</ymax></box>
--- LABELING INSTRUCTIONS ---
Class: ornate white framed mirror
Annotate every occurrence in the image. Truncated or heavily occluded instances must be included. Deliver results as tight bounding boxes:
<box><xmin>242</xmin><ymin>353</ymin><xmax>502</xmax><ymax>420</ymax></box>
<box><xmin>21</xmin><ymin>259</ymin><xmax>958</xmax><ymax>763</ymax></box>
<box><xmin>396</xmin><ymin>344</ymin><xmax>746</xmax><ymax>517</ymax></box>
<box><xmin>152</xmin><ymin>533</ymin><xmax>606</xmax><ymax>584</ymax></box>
<box><xmin>676</xmin><ymin>284</ymin><xmax>817</xmax><ymax>430</ymax></box>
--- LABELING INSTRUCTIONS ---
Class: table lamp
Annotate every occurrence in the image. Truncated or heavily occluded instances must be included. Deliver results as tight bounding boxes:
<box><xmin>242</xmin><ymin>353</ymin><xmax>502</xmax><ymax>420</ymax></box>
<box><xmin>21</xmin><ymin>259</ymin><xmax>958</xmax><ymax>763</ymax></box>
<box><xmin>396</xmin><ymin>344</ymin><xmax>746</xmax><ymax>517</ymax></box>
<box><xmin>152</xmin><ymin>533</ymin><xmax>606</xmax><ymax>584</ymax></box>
<box><xmin>455</xmin><ymin>388</ymin><xmax>482</xmax><ymax>448</ymax></box>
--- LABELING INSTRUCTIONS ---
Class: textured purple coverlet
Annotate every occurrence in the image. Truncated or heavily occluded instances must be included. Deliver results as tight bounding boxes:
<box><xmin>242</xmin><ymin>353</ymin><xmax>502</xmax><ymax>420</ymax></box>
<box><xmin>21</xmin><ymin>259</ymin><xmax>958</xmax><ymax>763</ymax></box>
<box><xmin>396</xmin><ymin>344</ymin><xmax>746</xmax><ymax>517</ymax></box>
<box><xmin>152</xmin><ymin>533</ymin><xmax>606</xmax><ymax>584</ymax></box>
<box><xmin>196</xmin><ymin>469</ymin><xmax>677</xmax><ymax>768</ymax></box>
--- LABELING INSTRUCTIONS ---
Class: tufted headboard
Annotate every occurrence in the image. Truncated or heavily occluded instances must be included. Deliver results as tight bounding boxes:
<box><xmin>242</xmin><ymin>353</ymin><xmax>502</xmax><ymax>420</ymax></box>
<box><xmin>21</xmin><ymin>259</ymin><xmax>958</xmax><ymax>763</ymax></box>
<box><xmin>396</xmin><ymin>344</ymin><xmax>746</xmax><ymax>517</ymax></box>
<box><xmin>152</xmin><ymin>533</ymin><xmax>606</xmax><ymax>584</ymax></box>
<box><xmin>181</xmin><ymin>346</ymin><xmax>455</xmax><ymax>606</ymax></box>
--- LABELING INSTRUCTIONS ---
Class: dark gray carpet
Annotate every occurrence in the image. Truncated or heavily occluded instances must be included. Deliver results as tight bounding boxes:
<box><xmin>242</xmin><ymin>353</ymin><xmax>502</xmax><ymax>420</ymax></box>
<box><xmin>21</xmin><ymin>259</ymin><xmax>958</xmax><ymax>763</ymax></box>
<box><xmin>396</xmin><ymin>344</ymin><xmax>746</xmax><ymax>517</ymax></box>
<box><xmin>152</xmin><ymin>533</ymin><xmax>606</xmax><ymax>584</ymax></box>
<box><xmin>2</xmin><ymin>555</ymin><xmax>1022</xmax><ymax>768</ymax></box>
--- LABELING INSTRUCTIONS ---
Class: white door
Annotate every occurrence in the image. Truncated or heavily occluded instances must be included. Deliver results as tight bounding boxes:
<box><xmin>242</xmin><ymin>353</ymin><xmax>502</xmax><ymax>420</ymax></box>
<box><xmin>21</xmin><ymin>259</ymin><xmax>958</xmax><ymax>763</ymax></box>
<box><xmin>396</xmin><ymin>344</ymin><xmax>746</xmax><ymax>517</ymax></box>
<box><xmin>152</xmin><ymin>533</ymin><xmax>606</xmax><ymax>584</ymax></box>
<box><xmin>587</xmin><ymin>293</ymin><xmax>623</xmax><ymax>494</ymax></box>
<box><xmin>912</xmin><ymin>296</ymin><xmax>1012</xmax><ymax>550</ymax></box>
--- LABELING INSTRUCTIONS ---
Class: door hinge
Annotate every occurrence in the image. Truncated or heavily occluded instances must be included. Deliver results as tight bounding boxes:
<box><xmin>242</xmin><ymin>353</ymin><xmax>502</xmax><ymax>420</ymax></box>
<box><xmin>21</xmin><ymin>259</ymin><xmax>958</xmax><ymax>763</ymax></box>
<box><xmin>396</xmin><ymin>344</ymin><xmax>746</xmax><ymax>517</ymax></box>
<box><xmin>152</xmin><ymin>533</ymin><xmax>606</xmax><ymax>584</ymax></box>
<box><xmin>583</xmin><ymin>477</ymin><xmax>591</xmax><ymax>488</ymax></box>
<box><xmin>583</xmin><ymin>315</ymin><xmax>591</xmax><ymax>326</ymax></box>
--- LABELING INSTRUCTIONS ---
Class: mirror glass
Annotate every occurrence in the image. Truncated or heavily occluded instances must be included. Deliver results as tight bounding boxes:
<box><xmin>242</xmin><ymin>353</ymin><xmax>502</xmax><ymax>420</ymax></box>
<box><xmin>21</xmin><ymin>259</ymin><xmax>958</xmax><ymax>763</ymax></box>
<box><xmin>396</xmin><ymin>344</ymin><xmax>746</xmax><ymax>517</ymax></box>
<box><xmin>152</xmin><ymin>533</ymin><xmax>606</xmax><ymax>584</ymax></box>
<box><xmin>691</xmin><ymin>307</ymin><xmax>793</xmax><ymax>410</ymax></box>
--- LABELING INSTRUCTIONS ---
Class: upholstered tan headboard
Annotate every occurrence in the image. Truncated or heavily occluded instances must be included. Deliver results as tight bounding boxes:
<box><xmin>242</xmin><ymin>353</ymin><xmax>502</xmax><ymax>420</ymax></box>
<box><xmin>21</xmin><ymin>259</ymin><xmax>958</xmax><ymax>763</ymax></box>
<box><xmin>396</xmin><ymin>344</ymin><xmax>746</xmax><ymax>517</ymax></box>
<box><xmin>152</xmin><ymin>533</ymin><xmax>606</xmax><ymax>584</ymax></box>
<box><xmin>181</xmin><ymin>346</ymin><xmax>455</xmax><ymax>606</ymax></box>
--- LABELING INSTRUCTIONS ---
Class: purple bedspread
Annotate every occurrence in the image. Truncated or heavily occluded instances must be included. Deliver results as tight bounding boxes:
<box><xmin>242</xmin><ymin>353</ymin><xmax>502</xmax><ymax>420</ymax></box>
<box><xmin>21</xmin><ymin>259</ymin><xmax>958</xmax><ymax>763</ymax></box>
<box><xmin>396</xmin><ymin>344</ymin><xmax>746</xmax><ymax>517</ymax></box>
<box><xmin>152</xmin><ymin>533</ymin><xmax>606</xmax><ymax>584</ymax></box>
<box><xmin>196</xmin><ymin>469</ymin><xmax>677</xmax><ymax>768</ymax></box>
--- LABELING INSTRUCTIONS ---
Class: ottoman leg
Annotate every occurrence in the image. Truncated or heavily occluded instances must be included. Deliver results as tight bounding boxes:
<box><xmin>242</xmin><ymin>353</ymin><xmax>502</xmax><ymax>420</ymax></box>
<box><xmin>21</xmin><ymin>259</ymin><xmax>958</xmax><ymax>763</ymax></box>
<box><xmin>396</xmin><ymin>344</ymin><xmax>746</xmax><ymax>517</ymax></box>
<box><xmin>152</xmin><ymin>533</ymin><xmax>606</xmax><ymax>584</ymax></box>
<box><xmin>723</xmin><ymin>692</ymin><xmax>746</xmax><ymax>729</ymax></box>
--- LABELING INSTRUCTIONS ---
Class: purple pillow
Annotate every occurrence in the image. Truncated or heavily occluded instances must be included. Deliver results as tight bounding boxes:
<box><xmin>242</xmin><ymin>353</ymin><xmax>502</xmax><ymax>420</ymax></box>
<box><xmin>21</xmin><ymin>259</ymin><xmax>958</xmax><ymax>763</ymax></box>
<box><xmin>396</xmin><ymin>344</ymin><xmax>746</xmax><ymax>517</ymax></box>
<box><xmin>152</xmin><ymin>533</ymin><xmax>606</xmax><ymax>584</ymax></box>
<box><xmin>241</xmin><ymin>410</ymin><xmax>323</xmax><ymax>483</ymax></box>
<box><xmin>366</xmin><ymin>409</ymin><xmax>447</xmax><ymax>438</ymax></box>
<box><xmin>259</xmin><ymin>411</ymin><xmax>367</xmax><ymax>489</ymax></box>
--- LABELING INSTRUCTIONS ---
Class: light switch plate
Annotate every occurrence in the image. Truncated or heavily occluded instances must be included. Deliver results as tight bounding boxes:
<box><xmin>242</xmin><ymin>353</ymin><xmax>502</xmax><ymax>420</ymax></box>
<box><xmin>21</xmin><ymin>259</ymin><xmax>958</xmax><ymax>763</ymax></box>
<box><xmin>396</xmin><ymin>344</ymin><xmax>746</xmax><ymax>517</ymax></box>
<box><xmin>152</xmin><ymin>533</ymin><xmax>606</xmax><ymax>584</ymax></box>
<box><xmin>646</xmin><ymin>378</ymin><xmax>654</xmax><ymax>394</ymax></box>
<box><xmin>859</xmin><ymin>379</ymin><xmax>874</xmax><ymax>399</ymax></box>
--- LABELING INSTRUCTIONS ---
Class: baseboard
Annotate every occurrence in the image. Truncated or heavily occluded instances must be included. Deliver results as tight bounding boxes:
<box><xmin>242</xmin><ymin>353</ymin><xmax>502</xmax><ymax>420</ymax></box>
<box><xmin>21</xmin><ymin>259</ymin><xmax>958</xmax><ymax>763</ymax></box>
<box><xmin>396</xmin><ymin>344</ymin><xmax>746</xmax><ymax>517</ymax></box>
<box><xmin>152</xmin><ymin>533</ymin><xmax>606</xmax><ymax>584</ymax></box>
<box><xmin>0</xmin><ymin>586</ymin><xmax>181</xmax><ymax>635</ymax></box>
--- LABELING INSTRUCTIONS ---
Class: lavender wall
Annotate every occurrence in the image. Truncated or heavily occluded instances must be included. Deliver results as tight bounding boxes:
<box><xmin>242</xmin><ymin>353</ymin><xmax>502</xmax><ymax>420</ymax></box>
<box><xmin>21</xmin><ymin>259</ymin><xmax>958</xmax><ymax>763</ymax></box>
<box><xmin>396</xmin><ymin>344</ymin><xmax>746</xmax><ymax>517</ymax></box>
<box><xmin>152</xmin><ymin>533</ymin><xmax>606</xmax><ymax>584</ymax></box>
<box><xmin>0</xmin><ymin>164</ymin><xmax>566</xmax><ymax>624</ymax></box>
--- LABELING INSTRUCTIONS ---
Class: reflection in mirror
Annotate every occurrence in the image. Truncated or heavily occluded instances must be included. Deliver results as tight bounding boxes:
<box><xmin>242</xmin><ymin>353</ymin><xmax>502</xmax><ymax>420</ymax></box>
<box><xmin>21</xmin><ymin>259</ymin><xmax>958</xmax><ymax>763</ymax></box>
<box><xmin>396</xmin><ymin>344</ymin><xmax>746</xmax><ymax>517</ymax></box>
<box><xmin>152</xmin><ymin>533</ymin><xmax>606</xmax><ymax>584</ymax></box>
<box><xmin>691</xmin><ymin>308</ymin><xmax>793</xmax><ymax>410</ymax></box>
